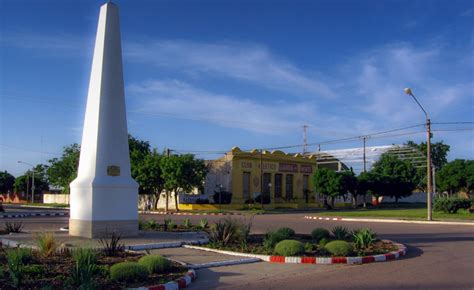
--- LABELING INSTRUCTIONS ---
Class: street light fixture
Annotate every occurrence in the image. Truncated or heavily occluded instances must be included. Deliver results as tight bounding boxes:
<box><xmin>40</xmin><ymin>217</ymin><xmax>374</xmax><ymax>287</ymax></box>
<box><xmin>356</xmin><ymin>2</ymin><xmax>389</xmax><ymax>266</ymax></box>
<box><xmin>404</xmin><ymin>88</ymin><xmax>433</xmax><ymax>221</ymax></box>
<box><xmin>18</xmin><ymin>161</ymin><xmax>35</xmax><ymax>204</ymax></box>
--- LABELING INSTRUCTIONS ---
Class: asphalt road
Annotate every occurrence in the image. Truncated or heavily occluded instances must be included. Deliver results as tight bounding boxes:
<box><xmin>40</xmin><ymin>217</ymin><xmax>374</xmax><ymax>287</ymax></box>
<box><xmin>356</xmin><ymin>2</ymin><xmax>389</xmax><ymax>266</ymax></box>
<box><xmin>1</xmin><ymin>212</ymin><xmax>473</xmax><ymax>289</ymax></box>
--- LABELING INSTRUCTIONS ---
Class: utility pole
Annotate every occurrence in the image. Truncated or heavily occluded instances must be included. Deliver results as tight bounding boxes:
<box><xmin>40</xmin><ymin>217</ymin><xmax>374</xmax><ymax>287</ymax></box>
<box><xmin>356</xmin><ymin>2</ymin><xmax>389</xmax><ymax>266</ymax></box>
<box><xmin>302</xmin><ymin>125</ymin><xmax>308</xmax><ymax>154</ymax></box>
<box><xmin>363</xmin><ymin>136</ymin><xmax>367</xmax><ymax>172</ymax></box>
<box><xmin>260</xmin><ymin>149</ymin><xmax>264</xmax><ymax>210</ymax></box>
<box><xmin>426</xmin><ymin>118</ymin><xmax>433</xmax><ymax>220</ymax></box>
<box><xmin>404</xmin><ymin>88</ymin><xmax>432</xmax><ymax>221</ymax></box>
<box><xmin>165</xmin><ymin>148</ymin><xmax>171</xmax><ymax>213</ymax></box>
<box><xmin>31</xmin><ymin>170</ymin><xmax>35</xmax><ymax>203</ymax></box>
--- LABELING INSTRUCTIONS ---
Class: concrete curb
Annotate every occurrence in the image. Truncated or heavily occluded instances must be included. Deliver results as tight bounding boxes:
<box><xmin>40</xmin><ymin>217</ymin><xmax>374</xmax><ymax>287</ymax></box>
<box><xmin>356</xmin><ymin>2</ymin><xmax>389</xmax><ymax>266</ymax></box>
<box><xmin>127</xmin><ymin>238</ymin><xmax>209</xmax><ymax>251</ymax></box>
<box><xmin>183</xmin><ymin>240</ymin><xmax>407</xmax><ymax>265</ymax></box>
<box><xmin>303</xmin><ymin>215</ymin><xmax>474</xmax><ymax>226</ymax></box>
<box><xmin>189</xmin><ymin>257</ymin><xmax>261</xmax><ymax>269</ymax></box>
<box><xmin>0</xmin><ymin>212</ymin><xmax>68</xmax><ymax>219</ymax></box>
<box><xmin>140</xmin><ymin>211</ymin><xmax>244</xmax><ymax>216</ymax></box>
<box><xmin>127</xmin><ymin>269</ymin><xmax>197</xmax><ymax>290</ymax></box>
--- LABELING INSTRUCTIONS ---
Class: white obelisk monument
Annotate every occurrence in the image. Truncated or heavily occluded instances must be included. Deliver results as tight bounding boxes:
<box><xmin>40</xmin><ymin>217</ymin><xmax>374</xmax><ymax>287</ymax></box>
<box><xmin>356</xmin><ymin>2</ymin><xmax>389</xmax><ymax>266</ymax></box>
<box><xmin>69</xmin><ymin>2</ymin><xmax>138</xmax><ymax>238</ymax></box>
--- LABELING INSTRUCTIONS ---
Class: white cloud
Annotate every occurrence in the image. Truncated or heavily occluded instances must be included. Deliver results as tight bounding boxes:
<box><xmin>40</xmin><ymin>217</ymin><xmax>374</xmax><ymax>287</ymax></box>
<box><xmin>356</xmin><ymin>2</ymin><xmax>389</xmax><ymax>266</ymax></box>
<box><xmin>0</xmin><ymin>31</ymin><xmax>89</xmax><ymax>56</ymax></box>
<box><xmin>125</xmin><ymin>40</ymin><xmax>336</xmax><ymax>99</ymax></box>
<box><xmin>128</xmin><ymin>79</ymin><xmax>315</xmax><ymax>134</ymax></box>
<box><xmin>341</xmin><ymin>43</ymin><xmax>472</xmax><ymax>124</ymax></box>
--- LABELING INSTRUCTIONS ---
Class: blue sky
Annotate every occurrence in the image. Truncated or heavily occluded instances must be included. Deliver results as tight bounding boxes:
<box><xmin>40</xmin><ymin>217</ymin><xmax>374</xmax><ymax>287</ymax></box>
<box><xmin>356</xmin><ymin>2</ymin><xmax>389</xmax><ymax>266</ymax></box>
<box><xmin>1</xmin><ymin>0</ymin><xmax>473</xmax><ymax>176</ymax></box>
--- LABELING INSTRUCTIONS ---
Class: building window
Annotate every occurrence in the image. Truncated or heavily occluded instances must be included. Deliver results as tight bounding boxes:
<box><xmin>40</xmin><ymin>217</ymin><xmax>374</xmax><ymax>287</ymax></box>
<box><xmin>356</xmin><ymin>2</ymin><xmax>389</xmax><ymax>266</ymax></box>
<box><xmin>263</xmin><ymin>173</ymin><xmax>272</xmax><ymax>195</ymax></box>
<box><xmin>285</xmin><ymin>174</ymin><xmax>293</xmax><ymax>200</ymax></box>
<box><xmin>303</xmin><ymin>175</ymin><xmax>309</xmax><ymax>192</ymax></box>
<box><xmin>274</xmin><ymin>174</ymin><xmax>282</xmax><ymax>198</ymax></box>
<box><xmin>303</xmin><ymin>175</ymin><xmax>309</xmax><ymax>203</ymax></box>
<box><xmin>243</xmin><ymin>172</ymin><xmax>251</xmax><ymax>200</ymax></box>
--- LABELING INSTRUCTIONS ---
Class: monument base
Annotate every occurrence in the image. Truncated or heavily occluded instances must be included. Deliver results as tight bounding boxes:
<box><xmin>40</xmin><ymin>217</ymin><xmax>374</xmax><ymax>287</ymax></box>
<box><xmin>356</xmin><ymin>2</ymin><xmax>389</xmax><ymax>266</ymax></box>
<box><xmin>69</xmin><ymin>219</ymin><xmax>138</xmax><ymax>238</ymax></box>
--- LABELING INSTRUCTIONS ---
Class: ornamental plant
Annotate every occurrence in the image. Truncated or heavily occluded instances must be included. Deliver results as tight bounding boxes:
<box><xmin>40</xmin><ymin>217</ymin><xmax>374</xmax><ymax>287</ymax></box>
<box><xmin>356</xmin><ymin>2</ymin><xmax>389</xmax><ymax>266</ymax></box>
<box><xmin>262</xmin><ymin>231</ymin><xmax>287</xmax><ymax>250</ymax></box>
<box><xmin>274</xmin><ymin>240</ymin><xmax>305</xmax><ymax>256</ymax></box>
<box><xmin>138</xmin><ymin>255</ymin><xmax>171</xmax><ymax>274</ymax></box>
<box><xmin>36</xmin><ymin>232</ymin><xmax>57</xmax><ymax>257</ymax></box>
<box><xmin>352</xmin><ymin>228</ymin><xmax>376</xmax><ymax>250</ymax></box>
<box><xmin>199</xmin><ymin>218</ymin><xmax>209</xmax><ymax>230</ymax></box>
<box><xmin>331</xmin><ymin>226</ymin><xmax>350</xmax><ymax>240</ymax></box>
<box><xmin>311</xmin><ymin>228</ymin><xmax>330</xmax><ymax>242</ymax></box>
<box><xmin>325</xmin><ymin>240</ymin><xmax>353</xmax><ymax>256</ymax></box>
<box><xmin>110</xmin><ymin>262</ymin><xmax>148</xmax><ymax>282</ymax></box>
<box><xmin>69</xmin><ymin>248</ymin><xmax>99</xmax><ymax>288</ymax></box>
<box><xmin>275</xmin><ymin>227</ymin><xmax>295</xmax><ymax>238</ymax></box>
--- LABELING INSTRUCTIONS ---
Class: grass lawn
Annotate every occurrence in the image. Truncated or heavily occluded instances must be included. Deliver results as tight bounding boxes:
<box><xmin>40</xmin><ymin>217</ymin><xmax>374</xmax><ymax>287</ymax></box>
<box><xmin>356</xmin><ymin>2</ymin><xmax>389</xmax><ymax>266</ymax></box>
<box><xmin>310</xmin><ymin>208</ymin><xmax>474</xmax><ymax>221</ymax></box>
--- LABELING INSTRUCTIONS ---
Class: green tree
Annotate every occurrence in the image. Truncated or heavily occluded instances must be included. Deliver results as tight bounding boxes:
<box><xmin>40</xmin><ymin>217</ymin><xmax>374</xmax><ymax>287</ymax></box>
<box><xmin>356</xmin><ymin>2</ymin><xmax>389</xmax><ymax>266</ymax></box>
<box><xmin>14</xmin><ymin>165</ymin><xmax>49</xmax><ymax>198</ymax></box>
<box><xmin>160</xmin><ymin>154</ymin><xmax>208</xmax><ymax>211</ymax></box>
<box><xmin>437</xmin><ymin>159</ymin><xmax>474</xmax><ymax>195</ymax></box>
<box><xmin>47</xmin><ymin>144</ymin><xmax>80</xmax><ymax>194</ymax></box>
<box><xmin>406</xmin><ymin>140</ymin><xmax>450</xmax><ymax>170</ymax></box>
<box><xmin>339</xmin><ymin>170</ymin><xmax>358</xmax><ymax>207</ymax></box>
<box><xmin>128</xmin><ymin>135</ymin><xmax>152</xmax><ymax>194</ymax></box>
<box><xmin>371</xmin><ymin>154</ymin><xmax>417</xmax><ymax>204</ymax></box>
<box><xmin>0</xmin><ymin>171</ymin><xmax>15</xmax><ymax>194</ymax></box>
<box><xmin>313</xmin><ymin>167</ymin><xmax>343</xmax><ymax>208</ymax></box>
<box><xmin>134</xmin><ymin>149</ymin><xmax>165</xmax><ymax>208</ymax></box>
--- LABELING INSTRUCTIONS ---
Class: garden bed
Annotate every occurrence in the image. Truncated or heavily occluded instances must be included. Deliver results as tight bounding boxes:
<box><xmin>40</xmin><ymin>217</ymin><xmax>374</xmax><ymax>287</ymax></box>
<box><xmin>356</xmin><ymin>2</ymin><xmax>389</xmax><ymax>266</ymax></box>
<box><xmin>203</xmin><ymin>218</ymin><xmax>406</xmax><ymax>264</ymax></box>
<box><xmin>0</xmin><ymin>248</ymin><xmax>188</xmax><ymax>289</ymax></box>
<box><xmin>205</xmin><ymin>233</ymin><xmax>399</xmax><ymax>257</ymax></box>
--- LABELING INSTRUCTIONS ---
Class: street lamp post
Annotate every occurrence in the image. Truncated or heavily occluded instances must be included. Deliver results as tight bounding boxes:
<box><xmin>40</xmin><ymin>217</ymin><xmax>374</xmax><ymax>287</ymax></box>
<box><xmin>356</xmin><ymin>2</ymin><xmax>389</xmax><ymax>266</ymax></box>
<box><xmin>404</xmin><ymin>88</ymin><xmax>433</xmax><ymax>221</ymax></box>
<box><xmin>18</xmin><ymin>161</ymin><xmax>35</xmax><ymax>204</ymax></box>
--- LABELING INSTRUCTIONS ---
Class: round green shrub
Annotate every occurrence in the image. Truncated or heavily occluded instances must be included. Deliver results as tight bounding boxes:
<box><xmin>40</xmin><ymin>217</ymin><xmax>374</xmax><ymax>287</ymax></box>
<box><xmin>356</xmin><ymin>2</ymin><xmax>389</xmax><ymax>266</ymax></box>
<box><xmin>274</xmin><ymin>240</ymin><xmax>305</xmax><ymax>256</ymax></box>
<box><xmin>110</xmin><ymin>262</ymin><xmax>148</xmax><ymax>282</ymax></box>
<box><xmin>324</xmin><ymin>240</ymin><xmax>353</xmax><ymax>256</ymax></box>
<box><xmin>276</xmin><ymin>227</ymin><xmax>296</xmax><ymax>238</ymax></box>
<box><xmin>311</xmin><ymin>228</ymin><xmax>330</xmax><ymax>242</ymax></box>
<box><xmin>138</xmin><ymin>255</ymin><xmax>171</xmax><ymax>274</ymax></box>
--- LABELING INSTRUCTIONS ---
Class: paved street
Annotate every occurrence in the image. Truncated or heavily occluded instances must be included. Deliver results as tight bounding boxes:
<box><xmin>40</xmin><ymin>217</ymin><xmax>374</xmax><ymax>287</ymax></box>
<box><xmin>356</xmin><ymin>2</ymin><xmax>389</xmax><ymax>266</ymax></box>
<box><xmin>1</xmin><ymin>212</ymin><xmax>473</xmax><ymax>289</ymax></box>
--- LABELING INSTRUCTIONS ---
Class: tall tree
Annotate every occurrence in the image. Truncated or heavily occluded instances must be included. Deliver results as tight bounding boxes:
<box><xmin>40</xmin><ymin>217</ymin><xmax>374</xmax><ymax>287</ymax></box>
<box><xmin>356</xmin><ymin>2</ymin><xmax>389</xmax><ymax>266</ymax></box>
<box><xmin>134</xmin><ymin>149</ymin><xmax>165</xmax><ymax>208</ymax></box>
<box><xmin>128</xmin><ymin>134</ymin><xmax>152</xmax><ymax>194</ymax></box>
<box><xmin>371</xmin><ymin>154</ymin><xmax>417</xmax><ymax>204</ymax></box>
<box><xmin>0</xmin><ymin>171</ymin><xmax>15</xmax><ymax>194</ymax></box>
<box><xmin>313</xmin><ymin>167</ymin><xmax>343</xmax><ymax>208</ymax></box>
<box><xmin>339</xmin><ymin>169</ymin><xmax>358</xmax><ymax>207</ymax></box>
<box><xmin>406</xmin><ymin>140</ymin><xmax>450</xmax><ymax>170</ymax></box>
<box><xmin>47</xmin><ymin>143</ymin><xmax>80</xmax><ymax>193</ymax></box>
<box><xmin>437</xmin><ymin>159</ymin><xmax>474</xmax><ymax>195</ymax></box>
<box><xmin>160</xmin><ymin>154</ymin><xmax>208</xmax><ymax>211</ymax></box>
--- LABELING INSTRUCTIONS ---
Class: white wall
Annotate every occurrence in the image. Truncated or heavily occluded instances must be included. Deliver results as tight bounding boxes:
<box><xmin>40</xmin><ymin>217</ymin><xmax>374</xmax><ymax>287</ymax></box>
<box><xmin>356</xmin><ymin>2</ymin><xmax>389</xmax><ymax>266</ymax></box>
<box><xmin>43</xmin><ymin>194</ymin><xmax>69</xmax><ymax>204</ymax></box>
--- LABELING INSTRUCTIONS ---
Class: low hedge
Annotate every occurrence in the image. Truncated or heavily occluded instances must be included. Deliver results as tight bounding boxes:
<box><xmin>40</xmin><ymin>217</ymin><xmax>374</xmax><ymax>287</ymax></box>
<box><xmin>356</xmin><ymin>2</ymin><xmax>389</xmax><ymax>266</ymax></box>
<box><xmin>325</xmin><ymin>240</ymin><xmax>353</xmax><ymax>256</ymax></box>
<box><xmin>138</xmin><ymin>255</ymin><xmax>171</xmax><ymax>274</ymax></box>
<box><xmin>274</xmin><ymin>240</ymin><xmax>305</xmax><ymax>256</ymax></box>
<box><xmin>110</xmin><ymin>262</ymin><xmax>148</xmax><ymax>282</ymax></box>
<box><xmin>434</xmin><ymin>197</ymin><xmax>471</xmax><ymax>214</ymax></box>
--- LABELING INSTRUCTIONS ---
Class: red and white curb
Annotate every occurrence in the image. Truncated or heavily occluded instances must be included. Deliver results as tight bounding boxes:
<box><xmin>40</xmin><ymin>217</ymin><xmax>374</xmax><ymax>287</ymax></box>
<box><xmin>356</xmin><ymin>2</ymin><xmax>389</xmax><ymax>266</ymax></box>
<box><xmin>184</xmin><ymin>240</ymin><xmax>407</xmax><ymax>265</ymax></box>
<box><xmin>140</xmin><ymin>211</ymin><xmax>243</xmax><ymax>216</ymax></box>
<box><xmin>304</xmin><ymin>215</ymin><xmax>474</xmax><ymax>226</ymax></box>
<box><xmin>127</xmin><ymin>269</ymin><xmax>196</xmax><ymax>290</ymax></box>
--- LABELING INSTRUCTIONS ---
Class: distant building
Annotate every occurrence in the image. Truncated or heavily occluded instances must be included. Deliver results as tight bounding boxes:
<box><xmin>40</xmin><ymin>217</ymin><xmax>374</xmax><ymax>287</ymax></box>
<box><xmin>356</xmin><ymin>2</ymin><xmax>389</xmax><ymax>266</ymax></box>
<box><xmin>203</xmin><ymin>147</ymin><xmax>320</xmax><ymax>208</ymax></box>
